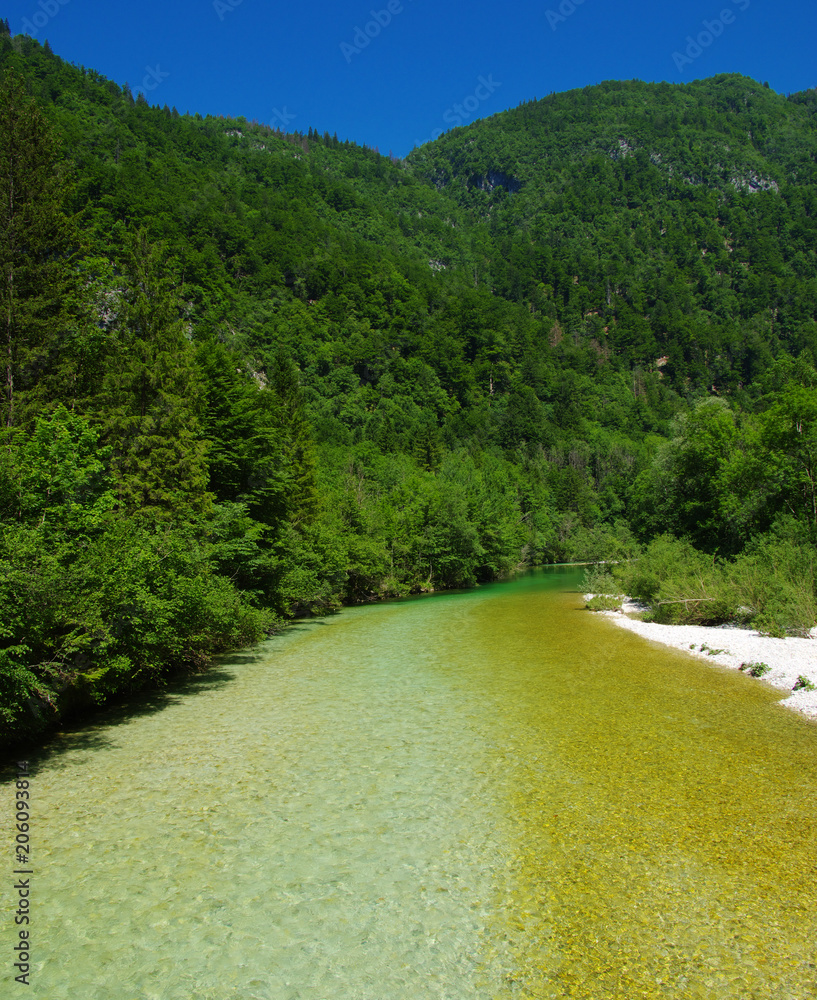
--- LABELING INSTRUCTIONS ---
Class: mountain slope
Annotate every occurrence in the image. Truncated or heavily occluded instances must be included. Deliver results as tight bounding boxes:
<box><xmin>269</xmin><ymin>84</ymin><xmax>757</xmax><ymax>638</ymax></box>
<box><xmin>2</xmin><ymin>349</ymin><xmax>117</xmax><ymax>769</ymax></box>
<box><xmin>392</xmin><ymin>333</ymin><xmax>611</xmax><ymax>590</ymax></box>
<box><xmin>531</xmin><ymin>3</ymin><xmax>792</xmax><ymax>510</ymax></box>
<box><xmin>409</xmin><ymin>76</ymin><xmax>817</xmax><ymax>392</ymax></box>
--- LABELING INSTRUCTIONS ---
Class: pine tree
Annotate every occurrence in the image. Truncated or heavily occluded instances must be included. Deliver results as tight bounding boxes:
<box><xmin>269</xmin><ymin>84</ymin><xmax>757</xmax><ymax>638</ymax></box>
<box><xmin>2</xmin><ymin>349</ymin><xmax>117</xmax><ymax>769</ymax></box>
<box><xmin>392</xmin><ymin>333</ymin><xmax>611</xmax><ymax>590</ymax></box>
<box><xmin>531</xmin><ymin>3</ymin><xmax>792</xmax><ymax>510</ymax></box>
<box><xmin>267</xmin><ymin>347</ymin><xmax>318</xmax><ymax>525</ymax></box>
<box><xmin>99</xmin><ymin>231</ymin><xmax>210</xmax><ymax>520</ymax></box>
<box><xmin>0</xmin><ymin>69</ymin><xmax>87</xmax><ymax>432</ymax></box>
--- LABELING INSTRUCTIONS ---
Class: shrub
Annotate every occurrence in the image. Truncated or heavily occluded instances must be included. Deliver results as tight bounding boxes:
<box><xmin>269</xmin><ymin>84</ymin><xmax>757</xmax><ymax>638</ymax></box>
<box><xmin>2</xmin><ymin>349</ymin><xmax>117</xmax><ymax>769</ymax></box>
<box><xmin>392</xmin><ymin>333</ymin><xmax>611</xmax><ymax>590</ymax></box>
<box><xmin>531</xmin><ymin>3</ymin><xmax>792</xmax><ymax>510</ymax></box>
<box><xmin>731</xmin><ymin>531</ymin><xmax>816</xmax><ymax>637</ymax></box>
<box><xmin>739</xmin><ymin>662</ymin><xmax>771</xmax><ymax>678</ymax></box>
<box><xmin>586</xmin><ymin>594</ymin><xmax>622</xmax><ymax>612</ymax></box>
<box><xmin>0</xmin><ymin>517</ymin><xmax>277</xmax><ymax>746</ymax></box>
<box><xmin>620</xmin><ymin>535</ymin><xmax>732</xmax><ymax>623</ymax></box>
<box><xmin>580</xmin><ymin>564</ymin><xmax>622</xmax><ymax>596</ymax></box>
<box><xmin>753</xmin><ymin>613</ymin><xmax>788</xmax><ymax>639</ymax></box>
<box><xmin>620</xmin><ymin>531</ymin><xmax>817</xmax><ymax>633</ymax></box>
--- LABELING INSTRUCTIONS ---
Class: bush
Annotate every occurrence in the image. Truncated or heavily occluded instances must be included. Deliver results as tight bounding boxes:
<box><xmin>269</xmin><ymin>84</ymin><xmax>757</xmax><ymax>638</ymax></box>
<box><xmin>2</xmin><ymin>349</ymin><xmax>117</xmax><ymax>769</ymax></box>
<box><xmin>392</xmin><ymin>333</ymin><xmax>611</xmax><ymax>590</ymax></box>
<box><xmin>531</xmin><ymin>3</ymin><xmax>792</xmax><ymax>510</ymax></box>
<box><xmin>0</xmin><ymin>517</ymin><xmax>276</xmax><ymax>746</ymax></box>
<box><xmin>620</xmin><ymin>535</ymin><xmax>735</xmax><ymax>625</ymax></box>
<box><xmin>580</xmin><ymin>564</ymin><xmax>622</xmax><ymax>596</ymax></box>
<box><xmin>586</xmin><ymin>594</ymin><xmax>622</xmax><ymax>612</ymax></box>
<box><xmin>730</xmin><ymin>523</ymin><xmax>816</xmax><ymax>636</ymax></box>
<box><xmin>739</xmin><ymin>662</ymin><xmax>771</xmax><ymax>678</ymax></box>
<box><xmin>618</xmin><ymin>530</ymin><xmax>817</xmax><ymax>634</ymax></box>
<box><xmin>559</xmin><ymin>520</ymin><xmax>641</xmax><ymax>564</ymax></box>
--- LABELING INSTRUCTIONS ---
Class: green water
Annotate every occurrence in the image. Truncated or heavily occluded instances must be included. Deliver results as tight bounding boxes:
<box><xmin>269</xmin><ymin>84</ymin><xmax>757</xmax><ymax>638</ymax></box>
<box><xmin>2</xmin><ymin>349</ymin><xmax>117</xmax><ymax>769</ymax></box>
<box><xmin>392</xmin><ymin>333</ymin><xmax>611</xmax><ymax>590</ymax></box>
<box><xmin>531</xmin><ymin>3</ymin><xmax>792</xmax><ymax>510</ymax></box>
<box><xmin>3</xmin><ymin>569</ymin><xmax>817</xmax><ymax>999</ymax></box>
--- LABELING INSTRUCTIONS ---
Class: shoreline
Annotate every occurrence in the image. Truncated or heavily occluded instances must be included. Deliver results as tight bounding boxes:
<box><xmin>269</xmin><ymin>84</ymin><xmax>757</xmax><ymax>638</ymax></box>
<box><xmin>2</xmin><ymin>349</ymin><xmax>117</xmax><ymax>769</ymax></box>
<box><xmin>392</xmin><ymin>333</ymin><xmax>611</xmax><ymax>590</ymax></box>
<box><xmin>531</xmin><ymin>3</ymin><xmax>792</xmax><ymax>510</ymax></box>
<box><xmin>588</xmin><ymin>596</ymin><xmax>817</xmax><ymax>720</ymax></box>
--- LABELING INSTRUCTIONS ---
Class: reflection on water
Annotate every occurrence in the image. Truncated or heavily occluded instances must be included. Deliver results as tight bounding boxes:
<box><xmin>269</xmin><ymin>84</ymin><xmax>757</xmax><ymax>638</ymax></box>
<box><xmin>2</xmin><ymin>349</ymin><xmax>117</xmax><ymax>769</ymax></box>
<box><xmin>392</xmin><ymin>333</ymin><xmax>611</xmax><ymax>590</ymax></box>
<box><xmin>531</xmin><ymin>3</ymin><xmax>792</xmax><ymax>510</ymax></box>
<box><xmin>3</xmin><ymin>569</ymin><xmax>816</xmax><ymax>999</ymax></box>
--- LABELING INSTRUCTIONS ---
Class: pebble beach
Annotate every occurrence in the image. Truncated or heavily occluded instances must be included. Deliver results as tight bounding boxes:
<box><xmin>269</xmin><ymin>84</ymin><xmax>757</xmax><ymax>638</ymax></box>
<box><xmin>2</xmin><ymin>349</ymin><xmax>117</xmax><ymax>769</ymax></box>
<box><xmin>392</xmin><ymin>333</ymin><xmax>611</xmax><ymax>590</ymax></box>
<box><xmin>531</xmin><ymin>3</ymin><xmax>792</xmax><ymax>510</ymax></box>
<box><xmin>590</xmin><ymin>597</ymin><xmax>817</xmax><ymax>719</ymax></box>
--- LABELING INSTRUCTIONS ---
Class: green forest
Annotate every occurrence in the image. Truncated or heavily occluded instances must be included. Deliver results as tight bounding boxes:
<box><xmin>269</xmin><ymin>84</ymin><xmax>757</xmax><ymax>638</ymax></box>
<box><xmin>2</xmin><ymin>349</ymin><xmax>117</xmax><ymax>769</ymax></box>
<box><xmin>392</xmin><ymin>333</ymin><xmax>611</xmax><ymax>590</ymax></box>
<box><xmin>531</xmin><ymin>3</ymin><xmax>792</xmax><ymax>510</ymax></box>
<box><xmin>2</xmin><ymin>26</ymin><xmax>817</xmax><ymax>746</ymax></box>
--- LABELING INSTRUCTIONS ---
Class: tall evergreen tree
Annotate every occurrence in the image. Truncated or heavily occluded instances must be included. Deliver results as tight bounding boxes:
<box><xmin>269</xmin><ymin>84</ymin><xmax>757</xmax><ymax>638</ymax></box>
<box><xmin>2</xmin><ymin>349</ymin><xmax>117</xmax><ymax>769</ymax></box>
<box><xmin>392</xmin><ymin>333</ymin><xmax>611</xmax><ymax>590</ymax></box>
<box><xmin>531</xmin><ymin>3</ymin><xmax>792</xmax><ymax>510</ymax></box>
<box><xmin>0</xmin><ymin>69</ymin><xmax>86</xmax><ymax>431</ymax></box>
<box><xmin>267</xmin><ymin>346</ymin><xmax>318</xmax><ymax>526</ymax></box>
<box><xmin>99</xmin><ymin>231</ymin><xmax>210</xmax><ymax>519</ymax></box>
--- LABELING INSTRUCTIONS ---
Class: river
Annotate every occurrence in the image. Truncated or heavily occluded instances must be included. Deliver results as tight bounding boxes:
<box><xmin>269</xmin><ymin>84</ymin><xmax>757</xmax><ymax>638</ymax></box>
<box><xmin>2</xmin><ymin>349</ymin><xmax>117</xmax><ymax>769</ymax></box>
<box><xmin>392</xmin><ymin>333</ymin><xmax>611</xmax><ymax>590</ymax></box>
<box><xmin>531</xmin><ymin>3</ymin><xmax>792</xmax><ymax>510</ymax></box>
<box><xmin>3</xmin><ymin>568</ymin><xmax>816</xmax><ymax>999</ymax></box>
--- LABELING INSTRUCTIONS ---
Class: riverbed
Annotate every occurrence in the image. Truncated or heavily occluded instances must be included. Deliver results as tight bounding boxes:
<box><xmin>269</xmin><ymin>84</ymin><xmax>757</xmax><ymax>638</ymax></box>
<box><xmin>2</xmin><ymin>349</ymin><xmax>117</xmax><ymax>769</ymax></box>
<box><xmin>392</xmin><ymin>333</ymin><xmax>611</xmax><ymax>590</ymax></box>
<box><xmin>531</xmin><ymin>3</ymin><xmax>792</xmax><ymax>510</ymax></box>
<box><xmin>3</xmin><ymin>569</ymin><xmax>816</xmax><ymax>999</ymax></box>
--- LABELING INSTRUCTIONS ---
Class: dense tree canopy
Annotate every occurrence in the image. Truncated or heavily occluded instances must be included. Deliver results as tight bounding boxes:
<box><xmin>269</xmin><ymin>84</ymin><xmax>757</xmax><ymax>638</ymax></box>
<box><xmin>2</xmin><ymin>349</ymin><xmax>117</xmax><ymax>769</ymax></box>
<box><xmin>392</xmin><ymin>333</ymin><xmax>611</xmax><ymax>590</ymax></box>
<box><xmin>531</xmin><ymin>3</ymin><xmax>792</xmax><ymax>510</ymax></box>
<box><xmin>1</xmin><ymin>35</ymin><xmax>816</xmax><ymax>745</ymax></box>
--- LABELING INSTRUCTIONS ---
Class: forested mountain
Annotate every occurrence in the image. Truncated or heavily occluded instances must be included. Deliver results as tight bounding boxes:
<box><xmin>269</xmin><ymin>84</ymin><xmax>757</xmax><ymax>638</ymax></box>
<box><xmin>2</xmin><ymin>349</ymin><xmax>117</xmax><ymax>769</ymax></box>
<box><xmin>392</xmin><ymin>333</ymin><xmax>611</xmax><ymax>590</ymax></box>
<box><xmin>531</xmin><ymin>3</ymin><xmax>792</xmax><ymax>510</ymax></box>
<box><xmin>410</xmin><ymin>76</ymin><xmax>817</xmax><ymax>391</ymax></box>
<box><xmin>1</xmin><ymin>27</ymin><xmax>816</xmax><ymax>745</ymax></box>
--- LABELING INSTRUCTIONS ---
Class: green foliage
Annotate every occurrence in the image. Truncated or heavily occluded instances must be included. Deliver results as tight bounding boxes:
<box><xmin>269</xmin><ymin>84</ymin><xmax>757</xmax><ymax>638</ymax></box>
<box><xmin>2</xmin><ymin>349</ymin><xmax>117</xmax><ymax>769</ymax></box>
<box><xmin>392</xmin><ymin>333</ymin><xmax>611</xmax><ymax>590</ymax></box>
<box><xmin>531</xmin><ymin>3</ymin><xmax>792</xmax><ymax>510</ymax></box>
<box><xmin>3</xmin><ymin>40</ymin><xmax>817</xmax><ymax>744</ymax></box>
<box><xmin>586</xmin><ymin>595</ymin><xmax>622</xmax><ymax>612</ymax></box>
<box><xmin>632</xmin><ymin>357</ymin><xmax>817</xmax><ymax>555</ymax></box>
<box><xmin>0</xmin><ymin>67</ymin><xmax>89</xmax><ymax>429</ymax></box>
<box><xmin>580</xmin><ymin>564</ymin><xmax>622</xmax><ymax>596</ymax></box>
<box><xmin>740</xmin><ymin>662</ymin><xmax>771</xmax><ymax>678</ymax></box>
<box><xmin>0</xmin><ymin>516</ymin><xmax>275</xmax><ymax>743</ymax></box>
<box><xmin>98</xmin><ymin>230</ymin><xmax>211</xmax><ymax>519</ymax></box>
<box><xmin>729</xmin><ymin>521</ymin><xmax>817</xmax><ymax>636</ymax></box>
<box><xmin>621</xmin><ymin>536</ymin><xmax>734</xmax><ymax>625</ymax></box>
<box><xmin>793</xmin><ymin>675</ymin><xmax>816</xmax><ymax>691</ymax></box>
<box><xmin>0</xmin><ymin>405</ymin><xmax>116</xmax><ymax>531</ymax></box>
<box><xmin>621</xmin><ymin>530</ymin><xmax>816</xmax><ymax>634</ymax></box>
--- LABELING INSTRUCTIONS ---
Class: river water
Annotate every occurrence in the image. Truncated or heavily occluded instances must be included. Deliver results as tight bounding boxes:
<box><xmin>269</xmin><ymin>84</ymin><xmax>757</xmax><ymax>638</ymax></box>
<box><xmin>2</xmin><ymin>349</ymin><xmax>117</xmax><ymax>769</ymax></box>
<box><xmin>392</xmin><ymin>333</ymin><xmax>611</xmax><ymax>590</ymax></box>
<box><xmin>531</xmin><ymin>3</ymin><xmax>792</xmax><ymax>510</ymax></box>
<box><xmin>3</xmin><ymin>568</ymin><xmax>817</xmax><ymax>999</ymax></box>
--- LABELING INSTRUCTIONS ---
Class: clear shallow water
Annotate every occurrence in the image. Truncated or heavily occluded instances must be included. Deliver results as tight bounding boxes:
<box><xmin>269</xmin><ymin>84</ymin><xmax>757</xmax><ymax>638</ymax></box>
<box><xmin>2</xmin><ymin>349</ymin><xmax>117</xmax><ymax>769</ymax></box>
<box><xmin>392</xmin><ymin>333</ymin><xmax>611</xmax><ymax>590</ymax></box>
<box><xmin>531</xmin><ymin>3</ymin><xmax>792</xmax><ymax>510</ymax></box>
<box><xmin>3</xmin><ymin>568</ymin><xmax>817</xmax><ymax>999</ymax></box>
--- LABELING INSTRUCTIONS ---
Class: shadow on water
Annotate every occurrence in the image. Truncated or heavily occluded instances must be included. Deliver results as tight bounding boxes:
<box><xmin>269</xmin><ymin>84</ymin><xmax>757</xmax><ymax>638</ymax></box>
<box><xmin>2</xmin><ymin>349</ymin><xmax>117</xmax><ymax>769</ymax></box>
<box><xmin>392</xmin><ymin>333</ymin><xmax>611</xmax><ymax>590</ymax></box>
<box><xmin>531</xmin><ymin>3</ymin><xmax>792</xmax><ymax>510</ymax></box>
<box><xmin>0</xmin><ymin>652</ymin><xmax>264</xmax><ymax>776</ymax></box>
<box><xmin>0</xmin><ymin>610</ymin><xmax>347</xmax><ymax>774</ymax></box>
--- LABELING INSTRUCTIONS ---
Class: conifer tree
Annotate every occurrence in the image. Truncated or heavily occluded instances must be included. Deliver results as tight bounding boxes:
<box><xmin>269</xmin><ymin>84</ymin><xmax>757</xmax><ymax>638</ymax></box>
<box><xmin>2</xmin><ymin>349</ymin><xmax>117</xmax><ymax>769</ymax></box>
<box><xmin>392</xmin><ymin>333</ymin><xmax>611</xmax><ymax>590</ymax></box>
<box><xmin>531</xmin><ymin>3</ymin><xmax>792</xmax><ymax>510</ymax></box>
<box><xmin>99</xmin><ymin>231</ymin><xmax>210</xmax><ymax>520</ymax></box>
<box><xmin>0</xmin><ymin>69</ymin><xmax>86</xmax><ymax>431</ymax></box>
<box><xmin>267</xmin><ymin>347</ymin><xmax>318</xmax><ymax>525</ymax></box>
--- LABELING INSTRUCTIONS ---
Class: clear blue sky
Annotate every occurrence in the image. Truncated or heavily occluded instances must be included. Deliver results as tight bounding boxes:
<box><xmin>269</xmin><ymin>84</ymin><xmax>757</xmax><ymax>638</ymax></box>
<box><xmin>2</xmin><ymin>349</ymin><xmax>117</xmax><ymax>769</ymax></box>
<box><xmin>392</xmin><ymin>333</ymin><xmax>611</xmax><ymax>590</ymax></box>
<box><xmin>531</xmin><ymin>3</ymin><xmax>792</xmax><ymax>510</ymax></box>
<box><xmin>6</xmin><ymin>0</ymin><xmax>816</xmax><ymax>157</ymax></box>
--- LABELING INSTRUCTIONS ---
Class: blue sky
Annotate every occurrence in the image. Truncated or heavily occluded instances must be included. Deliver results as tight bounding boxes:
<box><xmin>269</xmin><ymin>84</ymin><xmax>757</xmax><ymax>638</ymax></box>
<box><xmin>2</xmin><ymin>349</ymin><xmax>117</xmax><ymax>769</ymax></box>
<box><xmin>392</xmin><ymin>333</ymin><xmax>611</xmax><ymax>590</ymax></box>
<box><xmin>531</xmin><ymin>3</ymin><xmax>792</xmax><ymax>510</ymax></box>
<box><xmin>5</xmin><ymin>0</ymin><xmax>816</xmax><ymax>157</ymax></box>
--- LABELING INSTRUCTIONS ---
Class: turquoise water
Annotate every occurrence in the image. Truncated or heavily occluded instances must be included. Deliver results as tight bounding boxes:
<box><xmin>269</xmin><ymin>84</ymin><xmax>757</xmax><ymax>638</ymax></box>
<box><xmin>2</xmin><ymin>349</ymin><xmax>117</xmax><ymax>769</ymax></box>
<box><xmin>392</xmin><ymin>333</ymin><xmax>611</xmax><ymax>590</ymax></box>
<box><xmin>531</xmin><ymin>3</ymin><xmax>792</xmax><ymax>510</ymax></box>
<box><xmin>2</xmin><ymin>569</ymin><xmax>816</xmax><ymax>998</ymax></box>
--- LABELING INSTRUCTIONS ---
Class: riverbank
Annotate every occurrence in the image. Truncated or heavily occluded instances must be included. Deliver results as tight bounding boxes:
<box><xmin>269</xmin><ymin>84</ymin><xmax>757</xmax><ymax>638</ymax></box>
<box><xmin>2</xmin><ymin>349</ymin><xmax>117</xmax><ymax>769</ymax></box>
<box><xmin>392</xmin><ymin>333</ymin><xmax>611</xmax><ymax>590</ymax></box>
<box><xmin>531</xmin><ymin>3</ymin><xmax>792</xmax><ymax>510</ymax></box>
<box><xmin>589</xmin><ymin>597</ymin><xmax>817</xmax><ymax>719</ymax></box>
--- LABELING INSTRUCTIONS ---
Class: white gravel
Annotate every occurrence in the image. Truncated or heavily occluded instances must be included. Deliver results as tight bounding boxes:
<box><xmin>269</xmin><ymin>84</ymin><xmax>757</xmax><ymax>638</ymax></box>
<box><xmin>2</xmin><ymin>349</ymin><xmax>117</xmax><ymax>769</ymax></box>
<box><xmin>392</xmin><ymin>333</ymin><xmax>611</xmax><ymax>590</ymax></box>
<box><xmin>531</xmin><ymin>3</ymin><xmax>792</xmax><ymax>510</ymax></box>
<box><xmin>587</xmin><ymin>596</ymin><xmax>817</xmax><ymax>719</ymax></box>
